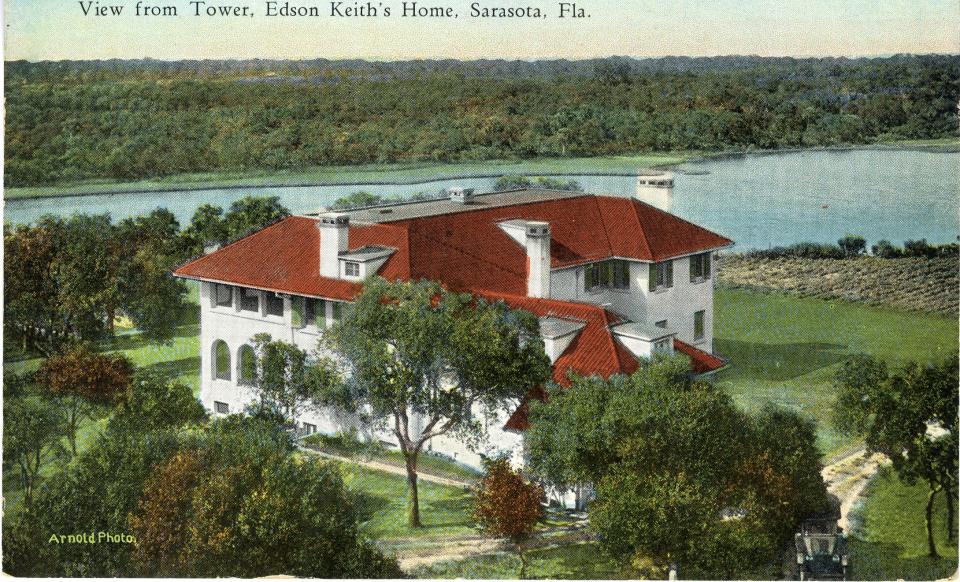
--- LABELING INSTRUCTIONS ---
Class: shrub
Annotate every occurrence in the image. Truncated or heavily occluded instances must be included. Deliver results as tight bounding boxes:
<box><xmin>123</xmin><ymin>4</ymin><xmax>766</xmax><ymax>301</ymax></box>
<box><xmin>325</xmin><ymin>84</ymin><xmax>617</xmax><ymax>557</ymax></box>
<box><xmin>871</xmin><ymin>239</ymin><xmax>901</xmax><ymax>258</ymax></box>
<box><xmin>837</xmin><ymin>235</ymin><xmax>866</xmax><ymax>257</ymax></box>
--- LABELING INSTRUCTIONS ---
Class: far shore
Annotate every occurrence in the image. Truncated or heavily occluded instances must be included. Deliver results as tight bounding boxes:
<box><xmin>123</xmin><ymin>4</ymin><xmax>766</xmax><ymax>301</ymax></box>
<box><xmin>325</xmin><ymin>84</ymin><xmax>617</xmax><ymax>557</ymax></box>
<box><xmin>5</xmin><ymin>138</ymin><xmax>959</xmax><ymax>201</ymax></box>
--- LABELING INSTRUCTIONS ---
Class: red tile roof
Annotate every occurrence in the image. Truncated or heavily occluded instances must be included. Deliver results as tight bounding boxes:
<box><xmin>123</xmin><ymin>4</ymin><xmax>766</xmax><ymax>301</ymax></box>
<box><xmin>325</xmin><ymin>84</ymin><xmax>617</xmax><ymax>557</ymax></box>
<box><xmin>674</xmin><ymin>340</ymin><xmax>728</xmax><ymax>375</ymax></box>
<box><xmin>173</xmin><ymin>193</ymin><xmax>731</xmax><ymax>431</ymax></box>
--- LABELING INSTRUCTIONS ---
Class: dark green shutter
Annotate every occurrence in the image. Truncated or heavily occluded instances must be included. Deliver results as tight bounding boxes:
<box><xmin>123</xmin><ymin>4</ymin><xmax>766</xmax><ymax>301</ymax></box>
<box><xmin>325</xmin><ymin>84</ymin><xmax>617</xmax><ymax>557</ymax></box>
<box><xmin>690</xmin><ymin>255</ymin><xmax>697</xmax><ymax>282</ymax></box>
<box><xmin>291</xmin><ymin>297</ymin><xmax>305</xmax><ymax>328</ymax></box>
<box><xmin>665</xmin><ymin>260</ymin><xmax>673</xmax><ymax>288</ymax></box>
<box><xmin>649</xmin><ymin>263</ymin><xmax>657</xmax><ymax>292</ymax></box>
<box><xmin>704</xmin><ymin>253</ymin><xmax>712</xmax><ymax>279</ymax></box>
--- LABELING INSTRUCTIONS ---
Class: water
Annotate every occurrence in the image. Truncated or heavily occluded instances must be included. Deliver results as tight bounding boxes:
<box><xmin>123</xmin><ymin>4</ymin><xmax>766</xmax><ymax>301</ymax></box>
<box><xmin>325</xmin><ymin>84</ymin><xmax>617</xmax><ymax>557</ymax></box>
<box><xmin>4</xmin><ymin>149</ymin><xmax>958</xmax><ymax>250</ymax></box>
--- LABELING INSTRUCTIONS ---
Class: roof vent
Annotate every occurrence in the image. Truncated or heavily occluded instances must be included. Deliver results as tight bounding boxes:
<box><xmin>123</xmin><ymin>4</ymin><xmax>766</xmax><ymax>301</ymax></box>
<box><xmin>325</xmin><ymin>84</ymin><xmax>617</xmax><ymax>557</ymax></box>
<box><xmin>448</xmin><ymin>186</ymin><xmax>475</xmax><ymax>204</ymax></box>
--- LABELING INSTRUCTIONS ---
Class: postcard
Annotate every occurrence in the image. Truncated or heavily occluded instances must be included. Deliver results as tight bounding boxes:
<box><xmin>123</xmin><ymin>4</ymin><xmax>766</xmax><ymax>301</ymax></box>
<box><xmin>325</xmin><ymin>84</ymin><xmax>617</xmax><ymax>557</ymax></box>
<box><xmin>3</xmin><ymin>0</ymin><xmax>958</xmax><ymax>579</ymax></box>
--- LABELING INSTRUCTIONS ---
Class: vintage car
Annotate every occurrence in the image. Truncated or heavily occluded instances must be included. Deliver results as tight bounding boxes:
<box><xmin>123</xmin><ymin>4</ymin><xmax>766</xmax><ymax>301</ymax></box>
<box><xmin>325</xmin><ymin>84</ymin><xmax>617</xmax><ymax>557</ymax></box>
<box><xmin>794</xmin><ymin>497</ymin><xmax>849</xmax><ymax>580</ymax></box>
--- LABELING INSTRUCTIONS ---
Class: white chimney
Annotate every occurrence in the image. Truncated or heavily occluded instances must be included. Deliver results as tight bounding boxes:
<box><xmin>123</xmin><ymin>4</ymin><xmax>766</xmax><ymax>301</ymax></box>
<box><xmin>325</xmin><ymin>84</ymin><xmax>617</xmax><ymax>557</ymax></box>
<box><xmin>525</xmin><ymin>221</ymin><xmax>551</xmax><ymax>298</ymax></box>
<box><xmin>318</xmin><ymin>213</ymin><xmax>349</xmax><ymax>278</ymax></box>
<box><xmin>635</xmin><ymin>172</ymin><xmax>674</xmax><ymax>212</ymax></box>
<box><xmin>449</xmin><ymin>186</ymin><xmax>475</xmax><ymax>204</ymax></box>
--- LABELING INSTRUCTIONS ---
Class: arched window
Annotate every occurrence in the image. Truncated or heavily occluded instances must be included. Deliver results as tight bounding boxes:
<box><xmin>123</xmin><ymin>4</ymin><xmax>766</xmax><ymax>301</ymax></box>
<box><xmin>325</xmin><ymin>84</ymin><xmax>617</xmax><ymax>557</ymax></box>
<box><xmin>213</xmin><ymin>340</ymin><xmax>231</xmax><ymax>381</ymax></box>
<box><xmin>238</xmin><ymin>345</ymin><xmax>256</xmax><ymax>385</ymax></box>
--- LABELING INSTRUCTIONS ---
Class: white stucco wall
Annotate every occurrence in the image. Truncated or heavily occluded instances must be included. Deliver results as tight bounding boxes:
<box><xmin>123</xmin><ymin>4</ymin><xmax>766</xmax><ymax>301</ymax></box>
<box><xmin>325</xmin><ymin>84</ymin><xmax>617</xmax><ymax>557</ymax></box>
<box><xmin>638</xmin><ymin>255</ymin><xmax>715</xmax><ymax>353</ymax></box>
<box><xmin>549</xmin><ymin>257</ymin><xmax>714</xmax><ymax>353</ymax></box>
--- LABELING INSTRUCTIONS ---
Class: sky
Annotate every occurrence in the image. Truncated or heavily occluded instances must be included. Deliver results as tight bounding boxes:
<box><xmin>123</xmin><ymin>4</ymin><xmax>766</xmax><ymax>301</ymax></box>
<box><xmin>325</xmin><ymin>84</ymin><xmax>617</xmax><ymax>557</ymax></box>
<box><xmin>4</xmin><ymin>0</ymin><xmax>959</xmax><ymax>61</ymax></box>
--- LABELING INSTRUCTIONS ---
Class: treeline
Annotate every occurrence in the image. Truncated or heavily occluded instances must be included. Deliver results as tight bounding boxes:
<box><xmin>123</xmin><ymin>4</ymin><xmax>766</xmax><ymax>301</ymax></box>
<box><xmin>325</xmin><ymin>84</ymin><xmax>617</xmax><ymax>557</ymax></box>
<box><xmin>4</xmin><ymin>196</ymin><xmax>289</xmax><ymax>357</ymax></box>
<box><xmin>5</xmin><ymin>55</ymin><xmax>958</xmax><ymax>186</ymax></box>
<box><xmin>744</xmin><ymin>236</ymin><xmax>960</xmax><ymax>260</ymax></box>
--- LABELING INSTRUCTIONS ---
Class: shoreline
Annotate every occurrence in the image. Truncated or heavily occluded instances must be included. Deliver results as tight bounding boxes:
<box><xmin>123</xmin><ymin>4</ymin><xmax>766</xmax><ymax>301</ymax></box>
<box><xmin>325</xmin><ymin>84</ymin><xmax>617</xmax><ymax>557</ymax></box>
<box><xmin>5</xmin><ymin>141</ymin><xmax>958</xmax><ymax>202</ymax></box>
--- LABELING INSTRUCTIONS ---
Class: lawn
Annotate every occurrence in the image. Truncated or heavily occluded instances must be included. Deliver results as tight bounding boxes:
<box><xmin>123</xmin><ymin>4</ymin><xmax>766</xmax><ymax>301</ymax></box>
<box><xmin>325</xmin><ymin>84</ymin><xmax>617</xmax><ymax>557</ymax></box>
<box><xmin>339</xmin><ymin>464</ymin><xmax>476</xmax><ymax>541</ymax></box>
<box><xmin>412</xmin><ymin>542</ymin><xmax>627</xmax><ymax>579</ymax></box>
<box><xmin>713</xmin><ymin>288</ymin><xmax>958</xmax><ymax>459</ymax></box>
<box><xmin>848</xmin><ymin>466</ymin><xmax>959</xmax><ymax>581</ymax></box>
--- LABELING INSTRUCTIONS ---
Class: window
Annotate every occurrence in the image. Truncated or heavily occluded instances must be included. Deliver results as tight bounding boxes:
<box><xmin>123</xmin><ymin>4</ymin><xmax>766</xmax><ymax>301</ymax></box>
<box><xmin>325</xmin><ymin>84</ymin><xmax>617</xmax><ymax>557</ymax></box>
<box><xmin>648</xmin><ymin>260</ymin><xmax>674</xmax><ymax>291</ymax></box>
<box><xmin>214</xmin><ymin>401</ymin><xmax>230</xmax><ymax>414</ymax></box>
<box><xmin>332</xmin><ymin>302</ymin><xmax>343</xmax><ymax>322</ymax></box>
<box><xmin>653</xmin><ymin>338</ymin><xmax>672</xmax><ymax>353</ymax></box>
<box><xmin>344</xmin><ymin>261</ymin><xmax>360</xmax><ymax>277</ymax></box>
<box><xmin>302</xmin><ymin>422</ymin><xmax>317</xmax><ymax>435</ymax></box>
<box><xmin>239</xmin><ymin>288</ymin><xmax>259</xmax><ymax>312</ymax></box>
<box><xmin>584</xmin><ymin>260</ymin><xmax>630</xmax><ymax>292</ymax></box>
<box><xmin>266</xmin><ymin>293</ymin><xmax>284</xmax><ymax>317</ymax></box>
<box><xmin>694</xmin><ymin>310</ymin><xmax>705</xmax><ymax>341</ymax></box>
<box><xmin>238</xmin><ymin>345</ymin><xmax>256</xmax><ymax>385</ymax></box>
<box><xmin>655</xmin><ymin>320</ymin><xmax>668</xmax><ymax>329</ymax></box>
<box><xmin>213</xmin><ymin>340</ymin><xmax>231</xmax><ymax>381</ymax></box>
<box><xmin>214</xmin><ymin>284</ymin><xmax>233</xmax><ymax>307</ymax></box>
<box><xmin>690</xmin><ymin>252</ymin><xmax>712</xmax><ymax>282</ymax></box>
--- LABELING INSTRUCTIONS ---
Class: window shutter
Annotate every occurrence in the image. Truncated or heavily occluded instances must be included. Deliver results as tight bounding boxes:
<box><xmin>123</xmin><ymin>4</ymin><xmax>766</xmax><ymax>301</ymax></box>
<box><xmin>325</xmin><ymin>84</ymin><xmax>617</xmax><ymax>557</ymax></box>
<box><xmin>315</xmin><ymin>299</ymin><xmax>326</xmax><ymax>328</ymax></box>
<box><xmin>690</xmin><ymin>255</ymin><xmax>697</xmax><ymax>282</ymax></box>
<box><xmin>665</xmin><ymin>260</ymin><xmax>674</xmax><ymax>288</ymax></box>
<box><xmin>332</xmin><ymin>302</ymin><xmax>343</xmax><ymax>322</ymax></box>
<box><xmin>291</xmin><ymin>297</ymin><xmax>305</xmax><ymax>328</ymax></box>
<box><xmin>705</xmin><ymin>253</ymin><xmax>712</xmax><ymax>279</ymax></box>
<box><xmin>649</xmin><ymin>264</ymin><xmax>657</xmax><ymax>292</ymax></box>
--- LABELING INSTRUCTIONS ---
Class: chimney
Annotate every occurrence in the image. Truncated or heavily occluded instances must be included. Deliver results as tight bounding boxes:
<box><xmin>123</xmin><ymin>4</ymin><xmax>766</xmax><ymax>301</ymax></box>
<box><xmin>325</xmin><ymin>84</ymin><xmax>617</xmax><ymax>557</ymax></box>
<box><xmin>318</xmin><ymin>212</ymin><xmax>349</xmax><ymax>278</ymax></box>
<box><xmin>635</xmin><ymin>172</ymin><xmax>674</xmax><ymax>212</ymax></box>
<box><xmin>525</xmin><ymin>221</ymin><xmax>551</xmax><ymax>298</ymax></box>
<box><xmin>449</xmin><ymin>186</ymin><xmax>475</xmax><ymax>205</ymax></box>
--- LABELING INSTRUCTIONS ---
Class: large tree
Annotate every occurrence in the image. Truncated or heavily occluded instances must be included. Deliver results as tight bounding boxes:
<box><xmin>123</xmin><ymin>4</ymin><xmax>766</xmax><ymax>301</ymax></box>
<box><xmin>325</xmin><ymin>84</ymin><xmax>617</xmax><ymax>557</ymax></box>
<box><xmin>526</xmin><ymin>355</ymin><xmax>829</xmax><ymax>578</ymax></box>
<box><xmin>37</xmin><ymin>344</ymin><xmax>133</xmax><ymax>455</ymax></box>
<box><xmin>834</xmin><ymin>354</ymin><xmax>959</xmax><ymax>557</ymax></box>
<box><xmin>321</xmin><ymin>278</ymin><xmax>551</xmax><ymax>527</ymax></box>
<box><xmin>245</xmin><ymin>333</ymin><xmax>333</xmax><ymax>424</ymax></box>
<box><xmin>2</xmin><ymin>395</ymin><xmax>68</xmax><ymax>507</ymax></box>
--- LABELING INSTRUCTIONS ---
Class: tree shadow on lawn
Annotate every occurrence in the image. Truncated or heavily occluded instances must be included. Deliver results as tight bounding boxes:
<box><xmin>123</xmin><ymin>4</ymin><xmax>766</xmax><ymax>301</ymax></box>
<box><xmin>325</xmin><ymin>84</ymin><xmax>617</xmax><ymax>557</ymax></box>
<box><xmin>352</xmin><ymin>490</ymin><xmax>393</xmax><ymax>523</ymax></box>
<box><xmin>418</xmin><ymin>494</ymin><xmax>475</xmax><ymax>530</ymax></box>
<box><xmin>142</xmin><ymin>356</ymin><xmax>200</xmax><ymax>378</ymax></box>
<box><xmin>848</xmin><ymin>538</ymin><xmax>958</xmax><ymax>581</ymax></box>
<box><xmin>714</xmin><ymin>339</ymin><xmax>849</xmax><ymax>381</ymax></box>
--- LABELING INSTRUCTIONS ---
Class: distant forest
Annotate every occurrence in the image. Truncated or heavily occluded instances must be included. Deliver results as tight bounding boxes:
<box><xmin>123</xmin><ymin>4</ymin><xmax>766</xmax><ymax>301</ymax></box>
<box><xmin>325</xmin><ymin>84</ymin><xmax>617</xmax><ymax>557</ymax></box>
<box><xmin>5</xmin><ymin>54</ymin><xmax>959</xmax><ymax>187</ymax></box>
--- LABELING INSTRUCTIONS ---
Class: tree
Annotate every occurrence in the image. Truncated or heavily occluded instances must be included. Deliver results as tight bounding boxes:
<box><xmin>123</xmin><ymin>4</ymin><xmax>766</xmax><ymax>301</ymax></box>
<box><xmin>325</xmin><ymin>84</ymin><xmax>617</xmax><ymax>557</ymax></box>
<box><xmin>2</xmin><ymin>395</ymin><xmax>68</xmax><ymax>507</ymax></box>
<box><xmin>837</xmin><ymin>234</ymin><xmax>866</xmax><ymax>257</ymax></box>
<box><xmin>526</xmin><ymin>355</ymin><xmax>829</xmax><ymax>577</ymax></box>
<box><xmin>127</xmin><ymin>418</ymin><xmax>402</xmax><ymax>578</ymax></box>
<box><xmin>36</xmin><ymin>344</ymin><xmax>133</xmax><ymax>455</ymax></box>
<box><xmin>331</xmin><ymin>190</ymin><xmax>386</xmax><ymax>210</ymax></box>
<box><xmin>114</xmin><ymin>208</ymin><xmax>190</xmax><ymax>341</ymax></box>
<box><xmin>473</xmin><ymin>457</ymin><xmax>544</xmax><ymax>577</ymax></box>
<box><xmin>4</xmin><ymin>222</ymin><xmax>58</xmax><ymax>355</ymax></box>
<box><xmin>222</xmin><ymin>195</ymin><xmax>289</xmax><ymax>240</ymax></box>
<box><xmin>246</xmin><ymin>333</ymin><xmax>334</xmax><ymax>423</ymax></box>
<box><xmin>112</xmin><ymin>369</ymin><xmax>208</xmax><ymax>432</ymax></box>
<box><xmin>834</xmin><ymin>355</ymin><xmax>959</xmax><ymax>557</ymax></box>
<box><xmin>321</xmin><ymin>278</ymin><xmax>550</xmax><ymax>527</ymax></box>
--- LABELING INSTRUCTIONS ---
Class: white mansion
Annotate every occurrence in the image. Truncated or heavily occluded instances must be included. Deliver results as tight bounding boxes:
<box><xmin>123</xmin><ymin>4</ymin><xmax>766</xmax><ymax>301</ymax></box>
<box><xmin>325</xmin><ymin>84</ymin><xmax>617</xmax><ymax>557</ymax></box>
<box><xmin>174</xmin><ymin>174</ymin><xmax>732</xmax><ymax>469</ymax></box>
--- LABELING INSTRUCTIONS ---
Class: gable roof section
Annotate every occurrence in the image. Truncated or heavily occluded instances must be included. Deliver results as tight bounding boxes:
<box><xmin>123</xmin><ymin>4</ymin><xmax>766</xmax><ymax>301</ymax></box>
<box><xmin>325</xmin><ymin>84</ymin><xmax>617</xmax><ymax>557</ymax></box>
<box><xmin>174</xmin><ymin>216</ymin><xmax>410</xmax><ymax>299</ymax></box>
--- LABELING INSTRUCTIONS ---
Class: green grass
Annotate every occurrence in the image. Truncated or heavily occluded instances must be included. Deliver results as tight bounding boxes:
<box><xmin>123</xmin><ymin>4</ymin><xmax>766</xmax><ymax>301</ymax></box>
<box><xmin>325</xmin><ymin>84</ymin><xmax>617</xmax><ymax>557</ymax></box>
<box><xmin>4</xmin><ymin>154</ymin><xmax>689</xmax><ymax>199</ymax></box>
<box><xmin>413</xmin><ymin>542</ymin><xmax>627</xmax><ymax>579</ymax></box>
<box><xmin>714</xmin><ymin>288</ymin><xmax>958</xmax><ymax>458</ymax></box>
<box><xmin>339</xmin><ymin>464</ymin><xmax>475</xmax><ymax>540</ymax></box>
<box><xmin>848</xmin><ymin>466</ymin><xmax>959</xmax><ymax>581</ymax></box>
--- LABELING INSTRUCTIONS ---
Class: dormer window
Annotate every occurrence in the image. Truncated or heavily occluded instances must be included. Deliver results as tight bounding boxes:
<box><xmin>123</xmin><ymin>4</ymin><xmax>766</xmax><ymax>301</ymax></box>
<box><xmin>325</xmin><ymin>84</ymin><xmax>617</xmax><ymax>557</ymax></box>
<box><xmin>344</xmin><ymin>261</ymin><xmax>360</xmax><ymax>277</ymax></box>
